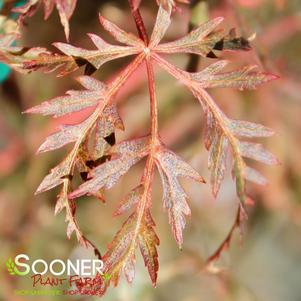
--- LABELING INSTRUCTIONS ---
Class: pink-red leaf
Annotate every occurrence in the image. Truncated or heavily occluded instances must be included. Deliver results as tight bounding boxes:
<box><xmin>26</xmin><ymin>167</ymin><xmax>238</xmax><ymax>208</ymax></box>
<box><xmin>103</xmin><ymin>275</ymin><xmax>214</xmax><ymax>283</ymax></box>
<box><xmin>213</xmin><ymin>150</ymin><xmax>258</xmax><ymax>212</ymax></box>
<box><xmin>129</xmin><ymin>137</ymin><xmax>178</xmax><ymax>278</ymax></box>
<box><xmin>103</xmin><ymin>203</ymin><xmax>159</xmax><ymax>287</ymax></box>
<box><xmin>192</xmin><ymin>64</ymin><xmax>278</xmax><ymax>90</ymax></box>
<box><xmin>99</xmin><ymin>14</ymin><xmax>144</xmax><ymax>47</ymax></box>
<box><xmin>154</xmin><ymin>146</ymin><xmax>204</xmax><ymax>247</ymax></box>
<box><xmin>149</xmin><ymin>5</ymin><xmax>171</xmax><ymax>48</ymax></box>
<box><xmin>25</xmin><ymin>76</ymin><xmax>106</xmax><ymax>117</ymax></box>
<box><xmin>54</xmin><ymin>23</ymin><xmax>142</xmax><ymax>69</ymax></box>
<box><xmin>155</xmin><ymin>17</ymin><xmax>224</xmax><ymax>56</ymax></box>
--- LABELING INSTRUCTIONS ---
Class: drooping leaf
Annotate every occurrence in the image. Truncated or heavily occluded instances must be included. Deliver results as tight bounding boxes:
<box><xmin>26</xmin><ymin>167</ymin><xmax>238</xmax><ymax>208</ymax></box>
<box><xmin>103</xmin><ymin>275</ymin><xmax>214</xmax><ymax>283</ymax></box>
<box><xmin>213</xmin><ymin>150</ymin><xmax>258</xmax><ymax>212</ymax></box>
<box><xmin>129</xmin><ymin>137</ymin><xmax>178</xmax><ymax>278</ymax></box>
<box><xmin>138</xmin><ymin>209</ymin><xmax>160</xmax><ymax>285</ymax></box>
<box><xmin>154</xmin><ymin>54</ymin><xmax>278</xmax><ymax>203</ymax></box>
<box><xmin>103</xmin><ymin>206</ymin><xmax>159</xmax><ymax>287</ymax></box>
<box><xmin>154</xmin><ymin>146</ymin><xmax>204</xmax><ymax>247</ymax></box>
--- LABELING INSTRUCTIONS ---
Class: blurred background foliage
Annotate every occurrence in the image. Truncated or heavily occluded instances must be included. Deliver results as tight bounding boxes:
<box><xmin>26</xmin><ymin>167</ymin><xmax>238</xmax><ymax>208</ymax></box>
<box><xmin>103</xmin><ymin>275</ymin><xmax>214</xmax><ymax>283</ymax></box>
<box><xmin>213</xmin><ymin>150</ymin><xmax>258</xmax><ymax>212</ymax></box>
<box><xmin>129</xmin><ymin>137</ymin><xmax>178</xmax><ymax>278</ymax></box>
<box><xmin>0</xmin><ymin>0</ymin><xmax>301</xmax><ymax>300</ymax></box>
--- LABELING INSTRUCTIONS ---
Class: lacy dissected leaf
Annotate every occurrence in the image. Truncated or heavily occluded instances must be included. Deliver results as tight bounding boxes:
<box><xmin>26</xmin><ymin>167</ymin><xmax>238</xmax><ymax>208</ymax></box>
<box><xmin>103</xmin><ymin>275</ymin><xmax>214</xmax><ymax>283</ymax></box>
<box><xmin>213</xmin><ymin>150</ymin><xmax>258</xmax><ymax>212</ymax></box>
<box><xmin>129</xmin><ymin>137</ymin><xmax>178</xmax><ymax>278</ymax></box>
<box><xmin>54</xmin><ymin>15</ymin><xmax>143</xmax><ymax>70</ymax></box>
<box><xmin>0</xmin><ymin>45</ymin><xmax>79</xmax><ymax>75</ymax></box>
<box><xmin>103</xmin><ymin>194</ymin><xmax>159</xmax><ymax>287</ymax></box>
<box><xmin>154</xmin><ymin>16</ymin><xmax>224</xmax><ymax>56</ymax></box>
<box><xmin>34</xmin><ymin>114</ymin><xmax>103</xmax><ymax>195</ymax></box>
<box><xmin>69</xmin><ymin>136</ymin><xmax>151</xmax><ymax>198</ymax></box>
<box><xmin>98</xmin><ymin>14</ymin><xmax>144</xmax><ymax>48</ymax></box>
<box><xmin>154</xmin><ymin>55</ymin><xmax>278</xmax><ymax>203</ymax></box>
<box><xmin>203</xmin><ymin>101</ymin><xmax>278</xmax><ymax>202</ymax></box>
<box><xmin>13</xmin><ymin>0</ymin><xmax>77</xmax><ymax>40</ymax></box>
<box><xmin>152</xmin><ymin>11</ymin><xmax>251</xmax><ymax>57</ymax></box>
<box><xmin>154</xmin><ymin>146</ymin><xmax>204</xmax><ymax>247</ymax></box>
<box><xmin>190</xmin><ymin>61</ymin><xmax>278</xmax><ymax>90</ymax></box>
<box><xmin>26</xmin><ymin>76</ymin><xmax>106</xmax><ymax>117</ymax></box>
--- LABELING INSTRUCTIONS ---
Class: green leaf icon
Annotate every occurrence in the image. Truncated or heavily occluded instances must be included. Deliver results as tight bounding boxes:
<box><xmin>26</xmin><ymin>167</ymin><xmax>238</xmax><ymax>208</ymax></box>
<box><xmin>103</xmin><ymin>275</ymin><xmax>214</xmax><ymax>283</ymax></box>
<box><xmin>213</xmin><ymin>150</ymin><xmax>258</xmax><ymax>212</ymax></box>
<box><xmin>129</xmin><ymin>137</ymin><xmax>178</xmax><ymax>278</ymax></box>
<box><xmin>6</xmin><ymin>258</ymin><xmax>16</xmax><ymax>275</ymax></box>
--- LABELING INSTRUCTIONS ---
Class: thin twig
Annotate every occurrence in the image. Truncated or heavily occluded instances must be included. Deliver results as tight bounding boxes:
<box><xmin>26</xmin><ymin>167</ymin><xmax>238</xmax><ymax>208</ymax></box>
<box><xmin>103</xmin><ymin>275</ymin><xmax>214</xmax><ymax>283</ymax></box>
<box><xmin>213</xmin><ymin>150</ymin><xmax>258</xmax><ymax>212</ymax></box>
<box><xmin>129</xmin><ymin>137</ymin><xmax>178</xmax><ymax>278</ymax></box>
<box><xmin>205</xmin><ymin>205</ymin><xmax>242</xmax><ymax>264</ymax></box>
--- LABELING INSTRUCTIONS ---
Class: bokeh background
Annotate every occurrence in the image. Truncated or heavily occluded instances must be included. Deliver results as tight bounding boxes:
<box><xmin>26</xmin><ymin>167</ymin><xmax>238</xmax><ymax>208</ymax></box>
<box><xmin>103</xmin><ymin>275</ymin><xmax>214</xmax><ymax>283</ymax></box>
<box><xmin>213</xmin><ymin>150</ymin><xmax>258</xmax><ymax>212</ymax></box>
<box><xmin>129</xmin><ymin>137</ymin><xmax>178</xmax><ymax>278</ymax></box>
<box><xmin>1</xmin><ymin>0</ymin><xmax>301</xmax><ymax>300</ymax></box>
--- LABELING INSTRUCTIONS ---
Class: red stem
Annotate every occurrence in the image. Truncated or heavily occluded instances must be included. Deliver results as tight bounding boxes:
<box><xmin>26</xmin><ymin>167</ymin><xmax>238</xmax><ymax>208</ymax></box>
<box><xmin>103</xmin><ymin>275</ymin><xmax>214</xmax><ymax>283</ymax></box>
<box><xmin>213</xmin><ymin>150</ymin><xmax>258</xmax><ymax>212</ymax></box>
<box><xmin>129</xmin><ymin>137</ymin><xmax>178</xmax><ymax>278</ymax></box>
<box><xmin>128</xmin><ymin>0</ymin><xmax>149</xmax><ymax>44</ymax></box>
<box><xmin>145</xmin><ymin>56</ymin><xmax>159</xmax><ymax>141</ymax></box>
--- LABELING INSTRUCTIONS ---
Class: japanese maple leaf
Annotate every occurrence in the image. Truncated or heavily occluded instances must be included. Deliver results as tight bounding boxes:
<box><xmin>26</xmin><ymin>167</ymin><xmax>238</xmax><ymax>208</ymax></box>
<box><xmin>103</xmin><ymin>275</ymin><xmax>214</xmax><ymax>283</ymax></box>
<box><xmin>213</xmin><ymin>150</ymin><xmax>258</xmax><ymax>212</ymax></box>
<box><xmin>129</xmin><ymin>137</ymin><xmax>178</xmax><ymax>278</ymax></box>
<box><xmin>18</xmin><ymin>1</ymin><xmax>278</xmax><ymax>294</ymax></box>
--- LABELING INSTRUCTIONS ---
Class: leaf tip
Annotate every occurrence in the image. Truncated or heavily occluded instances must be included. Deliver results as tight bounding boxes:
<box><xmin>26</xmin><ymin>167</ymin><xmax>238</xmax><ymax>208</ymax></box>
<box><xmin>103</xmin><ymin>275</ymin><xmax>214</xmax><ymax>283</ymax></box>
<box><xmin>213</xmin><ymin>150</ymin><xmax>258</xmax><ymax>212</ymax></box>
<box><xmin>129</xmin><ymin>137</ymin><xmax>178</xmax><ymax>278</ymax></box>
<box><xmin>214</xmin><ymin>16</ymin><xmax>224</xmax><ymax>25</ymax></box>
<box><xmin>23</xmin><ymin>106</ymin><xmax>38</xmax><ymax>114</ymax></box>
<box><xmin>98</xmin><ymin>13</ymin><xmax>105</xmax><ymax>24</ymax></box>
<box><xmin>34</xmin><ymin>186</ymin><xmax>43</xmax><ymax>195</ymax></box>
<box><xmin>265</xmin><ymin>72</ymin><xmax>280</xmax><ymax>82</ymax></box>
